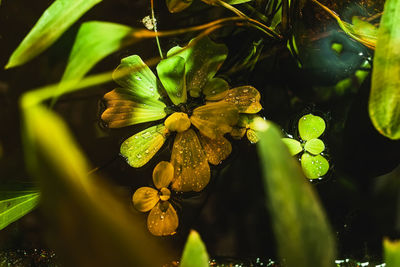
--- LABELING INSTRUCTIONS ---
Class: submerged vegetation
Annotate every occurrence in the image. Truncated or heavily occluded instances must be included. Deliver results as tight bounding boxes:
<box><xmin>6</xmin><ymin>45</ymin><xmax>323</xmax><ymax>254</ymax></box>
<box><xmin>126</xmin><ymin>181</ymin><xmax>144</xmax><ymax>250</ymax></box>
<box><xmin>0</xmin><ymin>0</ymin><xmax>399</xmax><ymax>266</ymax></box>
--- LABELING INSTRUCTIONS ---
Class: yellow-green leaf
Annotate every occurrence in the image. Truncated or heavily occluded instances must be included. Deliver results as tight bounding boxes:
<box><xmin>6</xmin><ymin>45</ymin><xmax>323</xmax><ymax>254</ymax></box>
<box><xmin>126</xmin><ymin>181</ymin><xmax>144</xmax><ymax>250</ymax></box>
<box><xmin>147</xmin><ymin>201</ymin><xmax>178</xmax><ymax>236</ymax></box>
<box><xmin>101</xmin><ymin>88</ymin><xmax>166</xmax><ymax>128</ymax></box>
<box><xmin>132</xmin><ymin>187</ymin><xmax>159</xmax><ymax>212</ymax></box>
<box><xmin>6</xmin><ymin>0</ymin><xmax>102</xmax><ymax>69</ymax></box>
<box><xmin>22</xmin><ymin>104</ymin><xmax>169</xmax><ymax>266</ymax></box>
<box><xmin>282</xmin><ymin>138</ymin><xmax>303</xmax><ymax>156</ymax></box>
<box><xmin>301</xmin><ymin>153</ymin><xmax>329</xmax><ymax>179</ymax></box>
<box><xmin>190</xmin><ymin>102</ymin><xmax>239</xmax><ymax>139</ymax></box>
<box><xmin>257</xmin><ymin>121</ymin><xmax>336</xmax><ymax>267</ymax></box>
<box><xmin>120</xmin><ymin>124</ymin><xmax>169</xmax><ymax>168</ymax></box>
<box><xmin>370</xmin><ymin>0</ymin><xmax>400</xmax><ymax>140</ymax></box>
<box><xmin>113</xmin><ymin>55</ymin><xmax>164</xmax><ymax>100</ymax></box>
<box><xmin>384</xmin><ymin>238</ymin><xmax>400</xmax><ymax>267</ymax></box>
<box><xmin>0</xmin><ymin>191</ymin><xmax>40</xmax><ymax>230</ymax></box>
<box><xmin>170</xmin><ymin>129</ymin><xmax>210</xmax><ymax>192</ymax></box>
<box><xmin>180</xmin><ymin>230</ymin><xmax>209</xmax><ymax>267</ymax></box>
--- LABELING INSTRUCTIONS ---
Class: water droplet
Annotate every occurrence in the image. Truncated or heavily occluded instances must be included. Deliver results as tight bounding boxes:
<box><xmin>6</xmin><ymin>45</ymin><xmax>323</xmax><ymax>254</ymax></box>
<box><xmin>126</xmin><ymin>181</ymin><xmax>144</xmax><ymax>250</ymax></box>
<box><xmin>135</xmin><ymin>76</ymin><xmax>142</xmax><ymax>81</ymax></box>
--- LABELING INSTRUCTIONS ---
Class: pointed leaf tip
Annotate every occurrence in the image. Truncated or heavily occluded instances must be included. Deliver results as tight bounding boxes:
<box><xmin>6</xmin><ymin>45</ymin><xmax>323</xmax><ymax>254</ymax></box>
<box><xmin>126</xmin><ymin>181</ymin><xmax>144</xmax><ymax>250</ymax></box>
<box><xmin>180</xmin><ymin>230</ymin><xmax>209</xmax><ymax>267</ymax></box>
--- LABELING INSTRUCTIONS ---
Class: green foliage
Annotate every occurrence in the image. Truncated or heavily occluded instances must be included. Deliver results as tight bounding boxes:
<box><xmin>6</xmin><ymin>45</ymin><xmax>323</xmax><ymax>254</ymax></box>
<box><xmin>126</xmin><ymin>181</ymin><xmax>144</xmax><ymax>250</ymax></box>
<box><xmin>301</xmin><ymin>153</ymin><xmax>329</xmax><ymax>179</ymax></box>
<box><xmin>0</xmin><ymin>191</ymin><xmax>40</xmax><ymax>230</ymax></box>
<box><xmin>257</xmin><ymin>120</ymin><xmax>336</xmax><ymax>267</ymax></box>
<box><xmin>21</xmin><ymin>103</ymin><xmax>169</xmax><ymax>266</ymax></box>
<box><xmin>5</xmin><ymin>0</ymin><xmax>102</xmax><ymax>69</ymax></box>
<box><xmin>370</xmin><ymin>0</ymin><xmax>400</xmax><ymax>140</ymax></box>
<box><xmin>384</xmin><ymin>239</ymin><xmax>400</xmax><ymax>267</ymax></box>
<box><xmin>282</xmin><ymin>114</ymin><xmax>329</xmax><ymax>179</ymax></box>
<box><xmin>60</xmin><ymin>21</ymin><xmax>134</xmax><ymax>93</ymax></box>
<box><xmin>157</xmin><ymin>56</ymin><xmax>187</xmax><ymax>105</ymax></box>
<box><xmin>180</xmin><ymin>230</ymin><xmax>209</xmax><ymax>267</ymax></box>
<box><xmin>298</xmin><ymin>114</ymin><xmax>326</xmax><ymax>141</ymax></box>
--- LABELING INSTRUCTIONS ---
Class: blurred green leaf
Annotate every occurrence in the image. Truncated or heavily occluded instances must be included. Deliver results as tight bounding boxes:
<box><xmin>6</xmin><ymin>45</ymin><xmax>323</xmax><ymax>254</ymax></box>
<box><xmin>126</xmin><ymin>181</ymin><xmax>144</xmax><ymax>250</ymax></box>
<box><xmin>370</xmin><ymin>0</ymin><xmax>400</xmax><ymax>140</ymax></box>
<box><xmin>0</xmin><ymin>191</ymin><xmax>40</xmax><ymax>230</ymax></box>
<box><xmin>384</xmin><ymin>238</ymin><xmax>400</xmax><ymax>267</ymax></box>
<box><xmin>298</xmin><ymin>114</ymin><xmax>326</xmax><ymax>141</ymax></box>
<box><xmin>180</xmin><ymin>230</ymin><xmax>209</xmax><ymax>267</ymax></box>
<box><xmin>59</xmin><ymin>21</ymin><xmax>134</xmax><ymax>94</ymax></box>
<box><xmin>22</xmin><ymin>104</ymin><xmax>169</xmax><ymax>266</ymax></box>
<box><xmin>257</xmin><ymin>121</ymin><xmax>336</xmax><ymax>267</ymax></box>
<box><xmin>5</xmin><ymin>0</ymin><xmax>102</xmax><ymax>69</ymax></box>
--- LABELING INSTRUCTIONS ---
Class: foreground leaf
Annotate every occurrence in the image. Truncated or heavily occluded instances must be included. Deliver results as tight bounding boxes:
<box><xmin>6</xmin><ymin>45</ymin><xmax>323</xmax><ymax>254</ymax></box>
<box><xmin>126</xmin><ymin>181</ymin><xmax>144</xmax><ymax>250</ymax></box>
<box><xmin>22</xmin><ymin>105</ymin><xmax>169</xmax><ymax>266</ymax></box>
<box><xmin>257</xmin><ymin>121</ymin><xmax>336</xmax><ymax>267</ymax></box>
<box><xmin>61</xmin><ymin>21</ymin><xmax>134</xmax><ymax>87</ymax></box>
<box><xmin>0</xmin><ymin>191</ymin><xmax>40</xmax><ymax>230</ymax></box>
<box><xmin>384</xmin><ymin>238</ymin><xmax>400</xmax><ymax>267</ymax></box>
<box><xmin>180</xmin><ymin>230</ymin><xmax>209</xmax><ymax>267</ymax></box>
<box><xmin>370</xmin><ymin>0</ymin><xmax>400</xmax><ymax>140</ymax></box>
<box><xmin>6</xmin><ymin>0</ymin><xmax>102</xmax><ymax>69</ymax></box>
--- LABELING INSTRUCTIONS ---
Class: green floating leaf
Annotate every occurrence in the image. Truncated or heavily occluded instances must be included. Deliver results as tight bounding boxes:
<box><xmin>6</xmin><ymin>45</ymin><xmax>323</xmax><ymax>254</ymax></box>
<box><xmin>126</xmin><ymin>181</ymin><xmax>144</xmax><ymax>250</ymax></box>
<box><xmin>61</xmin><ymin>21</ymin><xmax>134</xmax><ymax>87</ymax></box>
<box><xmin>370</xmin><ymin>0</ymin><xmax>400</xmax><ymax>140</ymax></box>
<box><xmin>6</xmin><ymin>0</ymin><xmax>102</xmax><ymax>69</ymax></box>
<box><xmin>282</xmin><ymin>138</ymin><xmax>303</xmax><ymax>156</ymax></box>
<box><xmin>22</xmin><ymin>104</ymin><xmax>169</xmax><ymax>266</ymax></box>
<box><xmin>351</xmin><ymin>16</ymin><xmax>378</xmax><ymax>45</ymax></box>
<box><xmin>0</xmin><ymin>191</ymin><xmax>40</xmax><ymax>230</ymax></box>
<box><xmin>120</xmin><ymin>124</ymin><xmax>169</xmax><ymax>168</ymax></box>
<box><xmin>180</xmin><ymin>230</ymin><xmax>209</xmax><ymax>267</ymax></box>
<box><xmin>170</xmin><ymin>36</ymin><xmax>228</xmax><ymax>97</ymax></box>
<box><xmin>298</xmin><ymin>114</ymin><xmax>326</xmax><ymax>141</ymax></box>
<box><xmin>384</xmin><ymin>238</ymin><xmax>400</xmax><ymax>267</ymax></box>
<box><xmin>166</xmin><ymin>0</ymin><xmax>193</xmax><ymax>13</ymax></box>
<box><xmin>157</xmin><ymin>56</ymin><xmax>187</xmax><ymax>105</ymax></box>
<box><xmin>257</xmin><ymin>121</ymin><xmax>336</xmax><ymax>267</ymax></box>
<box><xmin>304</xmin><ymin>138</ymin><xmax>325</xmax><ymax>155</ymax></box>
<box><xmin>301</xmin><ymin>153</ymin><xmax>329</xmax><ymax>179</ymax></box>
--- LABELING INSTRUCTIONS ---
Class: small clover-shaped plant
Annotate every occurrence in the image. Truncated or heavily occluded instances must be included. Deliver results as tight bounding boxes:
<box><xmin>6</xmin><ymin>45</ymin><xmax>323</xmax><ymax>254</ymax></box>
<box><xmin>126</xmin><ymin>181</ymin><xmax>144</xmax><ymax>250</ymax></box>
<box><xmin>282</xmin><ymin>114</ymin><xmax>330</xmax><ymax>179</ymax></box>
<box><xmin>132</xmin><ymin>161</ymin><xmax>179</xmax><ymax>236</ymax></box>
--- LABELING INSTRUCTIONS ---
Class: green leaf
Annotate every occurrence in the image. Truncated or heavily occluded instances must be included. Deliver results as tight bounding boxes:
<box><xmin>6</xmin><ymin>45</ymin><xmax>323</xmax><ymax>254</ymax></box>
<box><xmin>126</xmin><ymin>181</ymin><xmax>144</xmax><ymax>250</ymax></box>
<box><xmin>157</xmin><ymin>56</ymin><xmax>187</xmax><ymax>105</ymax></box>
<box><xmin>61</xmin><ymin>21</ymin><xmax>134</xmax><ymax>86</ymax></box>
<box><xmin>369</xmin><ymin>0</ymin><xmax>400</xmax><ymax>140</ymax></box>
<box><xmin>257</xmin><ymin>121</ymin><xmax>336</xmax><ymax>267</ymax></box>
<box><xmin>5</xmin><ymin>0</ymin><xmax>102</xmax><ymax>69</ymax></box>
<box><xmin>0</xmin><ymin>191</ymin><xmax>40</xmax><ymax>230</ymax></box>
<box><xmin>169</xmin><ymin>36</ymin><xmax>228</xmax><ymax>97</ymax></box>
<box><xmin>22</xmin><ymin>104</ymin><xmax>169</xmax><ymax>266</ymax></box>
<box><xmin>120</xmin><ymin>124</ymin><xmax>169</xmax><ymax>168</ymax></box>
<box><xmin>166</xmin><ymin>0</ymin><xmax>193</xmax><ymax>13</ymax></box>
<box><xmin>352</xmin><ymin>16</ymin><xmax>378</xmax><ymax>45</ymax></box>
<box><xmin>298</xmin><ymin>114</ymin><xmax>326</xmax><ymax>141</ymax></box>
<box><xmin>203</xmin><ymin>78</ymin><xmax>230</xmax><ymax>100</ymax></box>
<box><xmin>113</xmin><ymin>55</ymin><xmax>164</xmax><ymax>100</ymax></box>
<box><xmin>180</xmin><ymin>230</ymin><xmax>209</xmax><ymax>267</ymax></box>
<box><xmin>304</xmin><ymin>138</ymin><xmax>325</xmax><ymax>155</ymax></box>
<box><xmin>282</xmin><ymin>138</ymin><xmax>303</xmax><ymax>156</ymax></box>
<box><xmin>384</xmin><ymin>238</ymin><xmax>400</xmax><ymax>267</ymax></box>
<box><xmin>301</xmin><ymin>153</ymin><xmax>329</xmax><ymax>179</ymax></box>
